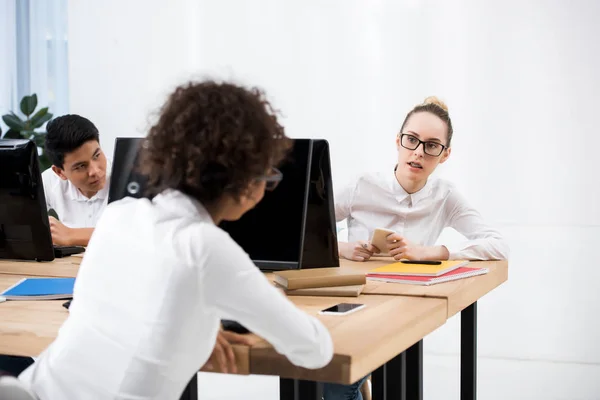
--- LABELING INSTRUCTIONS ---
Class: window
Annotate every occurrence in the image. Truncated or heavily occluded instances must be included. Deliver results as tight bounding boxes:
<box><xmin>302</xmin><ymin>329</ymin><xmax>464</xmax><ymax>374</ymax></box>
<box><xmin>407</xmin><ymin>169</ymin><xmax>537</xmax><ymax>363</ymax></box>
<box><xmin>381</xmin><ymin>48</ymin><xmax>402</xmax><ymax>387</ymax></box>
<box><xmin>0</xmin><ymin>0</ymin><xmax>69</xmax><ymax>132</ymax></box>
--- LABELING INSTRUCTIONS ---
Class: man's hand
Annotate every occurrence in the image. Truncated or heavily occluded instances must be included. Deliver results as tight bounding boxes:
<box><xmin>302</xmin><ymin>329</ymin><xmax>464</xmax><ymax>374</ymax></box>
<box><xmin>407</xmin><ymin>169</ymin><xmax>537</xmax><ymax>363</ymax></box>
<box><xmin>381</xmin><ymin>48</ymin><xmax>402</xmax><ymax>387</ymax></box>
<box><xmin>338</xmin><ymin>241</ymin><xmax>380</xmax><ymax>262</ymax></box>
<box><xmin>49</xmin><ymin>216</ymin><xmax>74</xmax><ymax>246</ymax></box>
<box><xmin>203</xmin><ymin>330</ymin><xmax>253</xmax><ymax>374</ymax></box>
<box><xmin>386</xmin><ymin>233</ymin><xmax>449</xmax><ymax>261</ymax></box>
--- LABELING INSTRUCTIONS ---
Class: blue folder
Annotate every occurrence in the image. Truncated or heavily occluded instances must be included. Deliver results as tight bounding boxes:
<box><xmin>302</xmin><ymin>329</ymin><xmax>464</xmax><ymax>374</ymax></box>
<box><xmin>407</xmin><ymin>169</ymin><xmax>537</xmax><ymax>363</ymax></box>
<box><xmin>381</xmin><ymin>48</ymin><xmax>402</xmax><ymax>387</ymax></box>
<box><xmin>1</xmin><ymin>278</ymin><xmax>75</xmax><ymax>300</ymax></box>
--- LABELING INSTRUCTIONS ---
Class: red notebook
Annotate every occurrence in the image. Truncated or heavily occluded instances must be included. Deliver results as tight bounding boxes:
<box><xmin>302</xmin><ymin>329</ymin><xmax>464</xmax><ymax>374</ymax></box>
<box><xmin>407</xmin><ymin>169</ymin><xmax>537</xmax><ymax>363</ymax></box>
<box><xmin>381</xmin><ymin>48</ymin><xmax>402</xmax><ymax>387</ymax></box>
<box><xmin>366</xmin><ymin>267</ymin><xmax>488</xmax><ymax>286</ymax></box>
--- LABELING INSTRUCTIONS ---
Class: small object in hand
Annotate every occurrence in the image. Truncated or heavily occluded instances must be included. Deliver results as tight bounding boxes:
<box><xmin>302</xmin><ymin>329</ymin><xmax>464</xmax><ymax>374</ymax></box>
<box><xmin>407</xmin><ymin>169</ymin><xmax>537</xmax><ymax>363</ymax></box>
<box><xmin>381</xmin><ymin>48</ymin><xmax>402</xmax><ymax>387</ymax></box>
<box><xmin>221</xmin><ymin>319</ymin><xmax>250</xmax><ymax>334</ymax></box>
<box><xmin>400</xmin><ymin>260</ymin><xmax>442</xmax><ymax>265</ymax></box>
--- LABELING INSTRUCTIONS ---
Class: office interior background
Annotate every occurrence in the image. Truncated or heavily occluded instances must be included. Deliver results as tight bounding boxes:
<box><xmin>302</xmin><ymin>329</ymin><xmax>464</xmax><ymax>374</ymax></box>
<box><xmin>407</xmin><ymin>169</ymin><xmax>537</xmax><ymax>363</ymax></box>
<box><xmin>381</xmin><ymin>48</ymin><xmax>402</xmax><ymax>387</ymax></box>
<box><xmin>1</xmin><ymin>0</ymin><xmax>599</xmax><ymax>399</ymax></box>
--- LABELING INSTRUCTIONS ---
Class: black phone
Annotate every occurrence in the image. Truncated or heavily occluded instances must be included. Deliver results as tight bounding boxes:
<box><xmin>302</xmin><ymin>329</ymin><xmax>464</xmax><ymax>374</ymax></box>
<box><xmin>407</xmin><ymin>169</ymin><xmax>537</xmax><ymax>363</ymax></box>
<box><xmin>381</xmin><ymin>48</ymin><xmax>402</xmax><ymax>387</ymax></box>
<box><xmin>221</xmin><ymin>319</ymin><xmax>250</xmax><ymax>334</ymax></box>
<box><xmin>319</xmin><ymin>303</ymin><xmax>365</xmax><ymax>315</ymax></box>
<box><xmin>400</xmin><ymin>260</ymin><xmax>442</xmax><ymax>265</ymax></box>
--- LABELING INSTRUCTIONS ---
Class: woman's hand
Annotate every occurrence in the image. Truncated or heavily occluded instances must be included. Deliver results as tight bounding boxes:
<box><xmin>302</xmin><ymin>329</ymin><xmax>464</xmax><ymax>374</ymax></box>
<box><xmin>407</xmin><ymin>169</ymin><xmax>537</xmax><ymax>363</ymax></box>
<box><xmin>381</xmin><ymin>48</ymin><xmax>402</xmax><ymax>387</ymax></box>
<box><xmin>386</xmin><ymin>234</ymin><xmax>449</xmax><ymax>261</ymax></box>
<box><xmin>338</xmin><ymin>241</ymin><xmax>380</xmax><ymax>262</ymax></box>
<box><xmin>203</xmin><ymin>330</ymin><xmax>253</xmax><ymax>374</ymax></box>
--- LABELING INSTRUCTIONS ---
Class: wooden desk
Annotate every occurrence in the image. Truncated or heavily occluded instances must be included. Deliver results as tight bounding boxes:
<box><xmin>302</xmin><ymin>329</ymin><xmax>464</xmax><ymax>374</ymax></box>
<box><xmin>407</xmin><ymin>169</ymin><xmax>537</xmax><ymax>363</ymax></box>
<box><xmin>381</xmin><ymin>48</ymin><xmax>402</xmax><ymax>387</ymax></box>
<box><xmin>341</xmin><ymin>258</ymin><xmax>509</xmax><ymax>317</ymax></box>
<box><xmin>0</xmin><ymin>275</ymin><xmax>66</xmax><ymax>357</ymax></box>
<box><xmin>0</xmin><ymin>274</ymin><xmax>446</xmax><ymax>385</ymax></box>
<box><xmin>0</xmin><ymin>257</ymin><xmax>81</xmax><ymax>278</ymax></box>
<box><xmin>249</xmin><ymin>294</ymin><xmax>445</xmax><ymax>384</ymax></box>
<box><xmin>0</xmin><ymin>257</ymin><xmax>508</xmax><ymax>400</ymax></box>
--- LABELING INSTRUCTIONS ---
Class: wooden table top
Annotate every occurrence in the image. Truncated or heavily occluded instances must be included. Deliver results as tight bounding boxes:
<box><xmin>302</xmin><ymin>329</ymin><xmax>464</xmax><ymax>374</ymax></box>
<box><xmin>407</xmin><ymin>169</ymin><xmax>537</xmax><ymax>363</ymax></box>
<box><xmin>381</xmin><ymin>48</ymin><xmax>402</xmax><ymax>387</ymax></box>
<box><xmin>0</xmin><ymin>274</ymin><xmax>446</xmax><ymax>384</ymax></box>
<box><xmin>0</xmin><ymin>256</ymin><xmax>81</xmax><ymax>278</ymax></box>
<box><xmin>0</xmin><ymin>256</ymin><xmax>508</xmax><ymax>318</ymax></box>
<box><xmin>0</xmin><ymin>255</ymin><xmax>508</xmax><ymax>383</ymax></box>
<box><xmin>340</xmin><ymin>258</ymin><xmax>508</xmax><ymax>317</ymax></box>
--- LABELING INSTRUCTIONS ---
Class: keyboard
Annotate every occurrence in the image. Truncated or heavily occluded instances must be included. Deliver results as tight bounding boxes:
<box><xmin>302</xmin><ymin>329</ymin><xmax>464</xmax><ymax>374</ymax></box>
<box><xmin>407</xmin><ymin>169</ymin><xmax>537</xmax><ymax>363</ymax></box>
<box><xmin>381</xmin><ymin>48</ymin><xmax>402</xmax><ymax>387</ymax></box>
<box><xmin>53</xmin><ymin>246</ymin><xmax>85</xmax><ymax>258</ymax></box>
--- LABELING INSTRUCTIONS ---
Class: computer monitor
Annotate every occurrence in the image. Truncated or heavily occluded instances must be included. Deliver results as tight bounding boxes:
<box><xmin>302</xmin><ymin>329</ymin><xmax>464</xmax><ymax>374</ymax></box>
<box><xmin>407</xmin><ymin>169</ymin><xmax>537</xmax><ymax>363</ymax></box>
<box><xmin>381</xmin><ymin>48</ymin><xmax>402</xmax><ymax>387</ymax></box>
<box><xmin>220</xmin><ymin>139</ymin><xmax>339</xmax><ymax>270</ymax></box>
<box><xmin>0</xmin><ymin>139</ymin><xmax>55</xmax><ymax>261</ymax></box>
<box><xmin>109</xmin><ymin>137</ymin><xmax>339</xmax><ymax>271</ymax></box>
<box><xmin>108</xmin><ymin>137</ymin><xmax>148</xmax><ymax>204</ymax></box>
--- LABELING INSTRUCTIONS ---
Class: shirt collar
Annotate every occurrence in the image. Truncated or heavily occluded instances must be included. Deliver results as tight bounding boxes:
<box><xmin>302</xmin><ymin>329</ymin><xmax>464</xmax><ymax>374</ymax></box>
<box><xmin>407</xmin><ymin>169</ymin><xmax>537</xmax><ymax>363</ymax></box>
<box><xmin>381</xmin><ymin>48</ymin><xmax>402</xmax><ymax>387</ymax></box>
<box><xmin>390</xmin><ymin>165</ymin><xmax>433</xmax><ymax>206</ymax></box>
<box><xmin>66</xmin><ymin>174</ymin><xmax>110</xmax><ymax>202</ymax></box>
<box><xmin>65</xmin><ymin>161</ymin><xmax>112</xmax><ymax>202</ymax></box>
<box><xmin>155</xmin><ymin>189</ymin><xmax>214</xmax><ymax>224</ymax></box>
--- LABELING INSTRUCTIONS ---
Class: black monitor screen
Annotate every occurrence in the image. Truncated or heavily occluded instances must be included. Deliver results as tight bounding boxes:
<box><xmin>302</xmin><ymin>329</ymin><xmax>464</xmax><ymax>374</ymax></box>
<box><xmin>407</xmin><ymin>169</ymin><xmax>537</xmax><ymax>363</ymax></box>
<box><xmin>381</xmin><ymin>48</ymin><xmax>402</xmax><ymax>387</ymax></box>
<box><xmin>108</xmin><ymin>137</ymin><xmax>336</xmax><ymax>270</ymax></box>
<box><xmin>108</xmin><ymin>137</ymin><xmax>147</xmax><ymax>204</ymax></box>
<box><xmin>0</xmin><ymin>139</ymin><xmax>54</xmax><ymax>261</ymax></box>
<box><xmin>220</xmin><ymin>139</ymin><xmax>311</xmax><ymax>267</ymax></box>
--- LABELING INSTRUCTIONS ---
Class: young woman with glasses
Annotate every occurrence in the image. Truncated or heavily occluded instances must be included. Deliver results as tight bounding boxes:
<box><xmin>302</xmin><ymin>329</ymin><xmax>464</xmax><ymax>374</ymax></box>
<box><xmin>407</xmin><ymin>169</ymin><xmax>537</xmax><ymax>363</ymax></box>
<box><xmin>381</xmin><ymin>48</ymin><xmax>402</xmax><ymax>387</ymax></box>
<box><xmin>18</xmin><ymin>81</ymin><xmax>333</xmax><ymax>400</ymax></box>
<box><xmin>335</xmin><ymin>96</ymin><xmax>509</xmax><ymax>263</ymax></box>
<box><xmin>326</xmin><ymin>99</ymin><xmax>509</xmax><ymax>399</ymax></box>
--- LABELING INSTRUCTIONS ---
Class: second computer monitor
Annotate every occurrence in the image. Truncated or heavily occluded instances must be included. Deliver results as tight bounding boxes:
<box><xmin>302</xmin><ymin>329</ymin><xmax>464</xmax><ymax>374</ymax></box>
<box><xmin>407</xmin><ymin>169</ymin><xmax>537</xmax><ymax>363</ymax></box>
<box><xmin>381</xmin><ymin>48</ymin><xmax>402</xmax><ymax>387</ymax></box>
<box><xmin>109</xmin><ymin>137</ymin><xmax>339</xmax><ymax>271</ymax></box>
<box><xmin>220</xmin><ymin>139</ymin><xmax>339</xmax><ymax>270</ymax></box>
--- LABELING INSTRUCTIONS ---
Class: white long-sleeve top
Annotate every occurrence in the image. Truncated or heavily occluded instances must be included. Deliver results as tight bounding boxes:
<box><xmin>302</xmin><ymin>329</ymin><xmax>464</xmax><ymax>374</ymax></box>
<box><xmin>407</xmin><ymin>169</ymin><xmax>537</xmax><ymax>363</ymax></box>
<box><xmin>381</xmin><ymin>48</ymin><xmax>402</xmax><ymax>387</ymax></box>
<box><xmin>19</xmin><ymin>190</ymin><xmax>333</xmax><ymax>400</ymax></box>
<box><xmin>335</xmin><ymin>171</ymin><xmax>509</xmax><ymax>260</ymax></box>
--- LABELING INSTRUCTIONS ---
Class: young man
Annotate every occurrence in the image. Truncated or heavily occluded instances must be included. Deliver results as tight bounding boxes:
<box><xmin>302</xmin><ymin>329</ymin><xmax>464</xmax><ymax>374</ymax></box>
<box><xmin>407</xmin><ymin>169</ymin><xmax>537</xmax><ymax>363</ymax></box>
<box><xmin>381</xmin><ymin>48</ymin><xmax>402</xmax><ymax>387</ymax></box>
<box><xmin>42</xmin><ymin>114</ymin><xmax>110</xmax><ymax>246</ymax></box>
<box><xmin>0</xmin><ymin>116</ymin><xmax>110</xmax><ymax>381</ymax></box>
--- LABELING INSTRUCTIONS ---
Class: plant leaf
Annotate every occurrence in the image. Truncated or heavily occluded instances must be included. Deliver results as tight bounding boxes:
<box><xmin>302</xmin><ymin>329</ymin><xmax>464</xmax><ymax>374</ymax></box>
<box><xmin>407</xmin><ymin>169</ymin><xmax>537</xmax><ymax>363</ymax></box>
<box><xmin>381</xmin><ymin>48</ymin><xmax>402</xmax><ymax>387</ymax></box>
<box><xmin>32</xmin><ymin>132</ymin><xmax>47</xmax><ymax>147</ymax></box>
<box><xmin>20</xmin><ymin>94</ymin><xmax>38</xmax><ymax>116</ymax></box>
<box><xmin>3</xmin><ymin>129</ymin><xmax>25</xmax><ymax>139</ymax></box>
<box><xmin>30</xmin><ymin>108</ymin><xmax>52</xmax><ymax>128</ymax></box>
<box><xmin>38</xmin><ymin>151</ymin><xmax>52</xmax><ymax>171</ymax></box>
<box><xmin>2</xmin><ymin>114</ymin><xmax>25</xmax><ymax>130</ymax></box>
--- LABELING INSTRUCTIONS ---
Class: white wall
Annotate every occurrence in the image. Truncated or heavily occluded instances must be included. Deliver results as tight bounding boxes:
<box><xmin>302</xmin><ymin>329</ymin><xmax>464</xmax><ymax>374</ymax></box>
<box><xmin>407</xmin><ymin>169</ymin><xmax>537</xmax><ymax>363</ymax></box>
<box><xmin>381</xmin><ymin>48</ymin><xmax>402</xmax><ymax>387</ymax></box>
<box><xmin>68</xmin><ymin>0</ymin><xmax>202</xmax><ymax>153</ymax></box>
<box><xmin>69</xmin><ymin>0</ymin><xmax>600</xmax><ymax>397</ymax></box>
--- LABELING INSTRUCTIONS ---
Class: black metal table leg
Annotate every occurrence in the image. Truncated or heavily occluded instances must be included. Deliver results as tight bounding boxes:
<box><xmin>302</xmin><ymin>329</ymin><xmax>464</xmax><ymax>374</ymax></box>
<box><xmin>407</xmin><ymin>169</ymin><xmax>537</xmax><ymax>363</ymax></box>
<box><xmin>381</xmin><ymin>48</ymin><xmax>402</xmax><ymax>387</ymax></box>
<box><xmin>180</xmin><ymin>374</ymin><xmax>198</xmax><ymax>400</ymax></box>
<box><xmin>405</xmin><ymin>340</ymin><xmax>423</xmax><ymax>400</ymax></box>
<box><xmin>372</xmin><ymin>351</ymin><xmax>406</xmax><ymax>400</ymax></box>
<box><xmin>461</xmin><ymin>301</ymin><xmax>477</xmax><ymax>400</ymax></box>
<box><xmin>372</xmin><ymin>363</ymin><xmax>385</xmax><ymax>400</ymax></box>
<box><xmin>280</xmin><ymin>378</ymin><xmax>320</xmax><ymax>400</ymax></box>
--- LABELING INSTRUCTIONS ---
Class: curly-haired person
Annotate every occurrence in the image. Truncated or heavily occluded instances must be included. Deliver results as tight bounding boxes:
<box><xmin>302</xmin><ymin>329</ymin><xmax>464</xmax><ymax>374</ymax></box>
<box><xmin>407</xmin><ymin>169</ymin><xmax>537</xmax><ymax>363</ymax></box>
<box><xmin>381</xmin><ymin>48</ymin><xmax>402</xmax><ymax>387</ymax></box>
<box><xmin>18</xmin><ymin>81</ymin><xmax>334</xmax><ymax>400</ymax></box>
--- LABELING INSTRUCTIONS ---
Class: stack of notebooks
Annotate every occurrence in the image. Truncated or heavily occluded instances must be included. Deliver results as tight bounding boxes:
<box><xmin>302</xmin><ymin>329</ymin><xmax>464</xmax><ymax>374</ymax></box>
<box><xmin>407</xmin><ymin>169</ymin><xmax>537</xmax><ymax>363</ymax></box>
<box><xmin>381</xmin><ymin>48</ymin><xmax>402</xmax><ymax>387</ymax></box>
<box><xmin>366</xmin><ymin>260</ymin><xmax>488</xmax><ymax>286</ymax></box>
<box><xmin>273</xmin><ymin>268</ymin><xmax>366</xmax><ymax>297</ymax></box>
<box><xmin>1</xmin><ymin>278</ymin><xmax>75</xmax><ymax>300</ymax></box>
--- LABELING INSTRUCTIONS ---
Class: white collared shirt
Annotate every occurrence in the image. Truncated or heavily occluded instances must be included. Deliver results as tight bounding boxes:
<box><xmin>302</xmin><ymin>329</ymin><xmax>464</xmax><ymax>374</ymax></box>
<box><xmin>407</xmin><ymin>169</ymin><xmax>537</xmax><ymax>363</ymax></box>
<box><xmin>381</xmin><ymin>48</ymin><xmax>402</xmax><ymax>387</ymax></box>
<box><xmin>41</xmin><ymin>167</ymin><xmax>110</xmax><ymax>228</ymax></box>
<box><xmin>19</xmin><ymin>190</ymin><xmax>333</xmax><ymax>400</ymax></box>
<box><xmin>335</xmin><ymin>171</ymin><xmax>509</xmax><ymax>260</ymax></box>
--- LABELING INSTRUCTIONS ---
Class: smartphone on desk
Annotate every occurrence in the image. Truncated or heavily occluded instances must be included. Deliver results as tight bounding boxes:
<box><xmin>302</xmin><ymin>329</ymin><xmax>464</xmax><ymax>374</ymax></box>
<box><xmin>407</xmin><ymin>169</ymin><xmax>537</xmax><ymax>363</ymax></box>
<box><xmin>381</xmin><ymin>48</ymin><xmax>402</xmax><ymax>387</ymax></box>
<box><xmin>319</xmin><ymin>303</ymin><xmax>365</xmax><ymax>316</ymax></box>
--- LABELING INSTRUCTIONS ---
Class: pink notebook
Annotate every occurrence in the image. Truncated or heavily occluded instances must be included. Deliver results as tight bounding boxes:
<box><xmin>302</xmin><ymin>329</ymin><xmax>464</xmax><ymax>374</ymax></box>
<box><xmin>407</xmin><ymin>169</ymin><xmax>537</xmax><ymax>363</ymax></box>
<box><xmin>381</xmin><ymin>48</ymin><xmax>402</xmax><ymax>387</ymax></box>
<box><xmin>366</xmin><ymin>267</ymin><xmax>488</xmax><ymax>286</ymax></box>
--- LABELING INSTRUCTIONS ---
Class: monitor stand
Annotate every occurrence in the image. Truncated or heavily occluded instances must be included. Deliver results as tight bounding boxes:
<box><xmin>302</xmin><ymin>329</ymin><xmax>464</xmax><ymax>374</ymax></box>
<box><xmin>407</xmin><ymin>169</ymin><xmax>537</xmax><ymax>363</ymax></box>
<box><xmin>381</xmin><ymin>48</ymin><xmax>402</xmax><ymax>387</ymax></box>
<box><xmin>255</xmin><ymin>260</ymin><xmax>299</xmax><ymax>271</ymax></box>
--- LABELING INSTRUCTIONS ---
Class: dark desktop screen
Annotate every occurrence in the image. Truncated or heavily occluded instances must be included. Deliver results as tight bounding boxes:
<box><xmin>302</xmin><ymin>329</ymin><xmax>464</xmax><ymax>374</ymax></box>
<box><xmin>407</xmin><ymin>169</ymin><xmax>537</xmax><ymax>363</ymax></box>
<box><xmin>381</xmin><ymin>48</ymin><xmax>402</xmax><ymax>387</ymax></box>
<box><xmin>220</xmin><ymin>139</ymin><xmax>311</xmax><ymax>264</ymax></box>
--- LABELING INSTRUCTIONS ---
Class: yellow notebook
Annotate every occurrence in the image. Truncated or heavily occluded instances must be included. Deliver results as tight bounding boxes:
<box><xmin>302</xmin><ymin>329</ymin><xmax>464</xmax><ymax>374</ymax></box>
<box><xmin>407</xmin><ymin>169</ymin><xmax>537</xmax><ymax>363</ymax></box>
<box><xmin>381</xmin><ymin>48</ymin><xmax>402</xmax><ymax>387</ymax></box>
<box><xmin>368</xmin><ymin>260</ymin><xmax>469</xmax><ymax>277</ymax></box>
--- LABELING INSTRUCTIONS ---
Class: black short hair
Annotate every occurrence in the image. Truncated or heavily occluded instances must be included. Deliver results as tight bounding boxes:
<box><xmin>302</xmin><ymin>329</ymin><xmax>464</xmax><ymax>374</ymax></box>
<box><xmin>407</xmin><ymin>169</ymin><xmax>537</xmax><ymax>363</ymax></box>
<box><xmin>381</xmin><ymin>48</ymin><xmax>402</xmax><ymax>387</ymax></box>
<box><xmin>45</xmin><ymin>114</ymin><xmax>100</xmax><ymax>168</ymax></box>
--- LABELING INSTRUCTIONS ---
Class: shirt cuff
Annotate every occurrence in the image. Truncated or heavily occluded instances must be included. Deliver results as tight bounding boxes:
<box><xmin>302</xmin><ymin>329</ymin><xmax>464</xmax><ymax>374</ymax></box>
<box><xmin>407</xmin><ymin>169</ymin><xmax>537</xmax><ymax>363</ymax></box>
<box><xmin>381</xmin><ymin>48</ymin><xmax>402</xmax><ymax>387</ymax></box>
<box><xmin>443</xmin><ymin>242</ymin><xmax>467</xmax><ymax>260</ymax></box>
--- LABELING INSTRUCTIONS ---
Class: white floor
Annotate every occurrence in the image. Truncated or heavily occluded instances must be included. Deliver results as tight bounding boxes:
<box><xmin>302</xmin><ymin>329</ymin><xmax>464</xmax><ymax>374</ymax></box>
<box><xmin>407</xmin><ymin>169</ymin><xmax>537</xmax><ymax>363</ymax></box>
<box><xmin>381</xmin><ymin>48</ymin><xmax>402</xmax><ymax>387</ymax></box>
<box><xmin>196</xmin><ymin>354</ymin><xmax>600</xmax><ymax>399</ymax></box>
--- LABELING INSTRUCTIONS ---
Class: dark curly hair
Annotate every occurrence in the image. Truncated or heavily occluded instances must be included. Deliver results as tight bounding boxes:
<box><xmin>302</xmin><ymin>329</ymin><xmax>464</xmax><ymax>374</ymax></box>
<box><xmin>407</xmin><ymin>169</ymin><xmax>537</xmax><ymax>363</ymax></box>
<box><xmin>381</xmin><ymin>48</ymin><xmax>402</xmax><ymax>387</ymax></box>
<box><xmin>138</xmin><ymin>80</ymin><xmax>292</xmax><ymax>204</ymax></box>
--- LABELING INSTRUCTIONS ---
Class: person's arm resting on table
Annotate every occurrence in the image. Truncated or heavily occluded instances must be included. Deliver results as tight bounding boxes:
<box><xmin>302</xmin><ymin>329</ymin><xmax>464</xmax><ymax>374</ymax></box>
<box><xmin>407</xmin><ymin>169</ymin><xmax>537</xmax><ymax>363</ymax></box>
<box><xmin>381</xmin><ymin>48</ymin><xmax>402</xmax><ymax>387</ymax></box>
<box><xmin>444</xmin><ymin>190</ymin><xmax>509</xmax><ymax>260</ymax></box>
<box><xmin>49</xmin><ymin>216</ymin><xmax>93</xmax><ymax>247</ymax></box>
<box><xmin>200</xmin><ymin>227</ymin><xmax>333</xmax><ymax>369</ymax></box>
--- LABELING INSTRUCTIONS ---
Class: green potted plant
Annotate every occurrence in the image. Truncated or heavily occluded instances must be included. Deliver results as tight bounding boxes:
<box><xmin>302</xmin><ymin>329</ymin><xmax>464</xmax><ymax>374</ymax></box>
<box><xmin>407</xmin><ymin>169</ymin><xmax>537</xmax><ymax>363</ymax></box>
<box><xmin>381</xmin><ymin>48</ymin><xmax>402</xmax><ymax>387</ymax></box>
<box><xmin>1</xmin><ymin>93</ymin><xmax>53</xmax><ymax>170</ymax></box>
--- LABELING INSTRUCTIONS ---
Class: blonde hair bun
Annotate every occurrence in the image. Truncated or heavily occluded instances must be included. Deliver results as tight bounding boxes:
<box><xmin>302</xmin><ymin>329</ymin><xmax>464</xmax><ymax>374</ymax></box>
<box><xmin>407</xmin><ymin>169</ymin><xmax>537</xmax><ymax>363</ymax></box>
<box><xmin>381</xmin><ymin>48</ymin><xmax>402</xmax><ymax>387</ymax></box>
<box><xmin>422</xmin><ymin>96</ymin><xmax>448</xmax><ymax>112</ymax></box>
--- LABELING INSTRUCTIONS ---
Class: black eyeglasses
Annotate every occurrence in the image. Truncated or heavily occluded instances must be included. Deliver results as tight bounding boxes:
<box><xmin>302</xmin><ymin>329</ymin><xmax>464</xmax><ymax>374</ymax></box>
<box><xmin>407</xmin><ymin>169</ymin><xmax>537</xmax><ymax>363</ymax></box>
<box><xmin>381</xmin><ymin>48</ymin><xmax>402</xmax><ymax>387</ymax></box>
<box><xmin>256</xmin><ymin>167</ymin><xmax>283</xmax><ymax>191</ymax></box>
<box><xmin>399</xmin><ymin>133</ymin><xmax>447</xmax><ymax>157</ymax></box>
